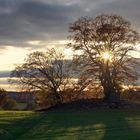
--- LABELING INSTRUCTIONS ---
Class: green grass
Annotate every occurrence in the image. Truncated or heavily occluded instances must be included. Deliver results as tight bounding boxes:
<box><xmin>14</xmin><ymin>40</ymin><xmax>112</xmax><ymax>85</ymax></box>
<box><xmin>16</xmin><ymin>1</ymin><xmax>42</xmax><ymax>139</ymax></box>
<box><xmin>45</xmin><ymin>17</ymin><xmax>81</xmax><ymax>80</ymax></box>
<box><xmin>0</xmin><ymin>110</ymin><xmax>140</xmax><ymax>140</ymax></box>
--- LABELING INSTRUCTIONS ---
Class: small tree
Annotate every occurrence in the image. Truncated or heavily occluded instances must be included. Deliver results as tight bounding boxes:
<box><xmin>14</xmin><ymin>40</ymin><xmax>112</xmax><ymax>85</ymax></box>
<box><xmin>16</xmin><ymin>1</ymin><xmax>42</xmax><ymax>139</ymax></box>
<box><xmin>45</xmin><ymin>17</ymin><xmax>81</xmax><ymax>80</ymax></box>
<box><xmin>2</xmin><ymin>97</ymin><xmax>17</xmax><ymax>110</ymax></box>
<box><xmin>0</xmin><ymin>88</ymin><xmax>17</xmax><ymax>110</ymax></box>
<box><xmin>0</xmin><ymin>88</ymin><xmax>7</xmax><ymax>106</ymax></box>
<box><xmin>10</xmin><ymin>48</ymin><xmax>70</xmax><ymax>105</ymax></box>
<box><xmin>69</xmin><ymin>14</ymin><xmax>140</xmax><ymax>106</ymax></box>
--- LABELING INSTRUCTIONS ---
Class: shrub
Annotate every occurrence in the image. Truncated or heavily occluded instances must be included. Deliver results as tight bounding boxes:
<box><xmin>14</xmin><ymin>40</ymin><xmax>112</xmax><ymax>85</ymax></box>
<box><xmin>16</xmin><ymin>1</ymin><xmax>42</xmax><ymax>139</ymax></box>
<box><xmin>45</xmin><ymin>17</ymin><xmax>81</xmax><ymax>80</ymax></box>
<box><xmin>2</xmin><ymin>97</ymin><xmax>17</xmax><ymax>110</ymax></box>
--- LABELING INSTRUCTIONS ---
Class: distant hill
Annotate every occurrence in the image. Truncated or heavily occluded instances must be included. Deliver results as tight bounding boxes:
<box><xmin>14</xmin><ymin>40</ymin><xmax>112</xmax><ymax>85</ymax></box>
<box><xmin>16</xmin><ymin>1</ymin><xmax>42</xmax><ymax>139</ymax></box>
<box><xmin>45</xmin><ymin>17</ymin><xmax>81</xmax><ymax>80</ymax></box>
<box><xmin>0</xmin><ymin>71</ymin><xmax>10</xmax><ymax>78</ymax></box>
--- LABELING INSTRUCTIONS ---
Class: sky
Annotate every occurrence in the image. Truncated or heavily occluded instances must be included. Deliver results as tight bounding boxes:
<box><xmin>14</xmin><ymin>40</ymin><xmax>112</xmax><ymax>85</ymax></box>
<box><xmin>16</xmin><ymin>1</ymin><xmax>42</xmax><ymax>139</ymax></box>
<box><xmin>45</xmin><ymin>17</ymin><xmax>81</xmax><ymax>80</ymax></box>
<box><xmin>0</xmin><ymin>0</ymin><xmax>140</xmax><ymax>91</ymax></box>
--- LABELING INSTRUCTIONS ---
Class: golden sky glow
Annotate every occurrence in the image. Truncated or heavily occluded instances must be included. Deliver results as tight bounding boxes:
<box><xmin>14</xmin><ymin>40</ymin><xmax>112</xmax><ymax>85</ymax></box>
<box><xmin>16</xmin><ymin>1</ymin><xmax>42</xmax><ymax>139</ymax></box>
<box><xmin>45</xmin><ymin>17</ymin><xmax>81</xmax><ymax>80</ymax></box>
<box><xmin>0</xmin><ymin>44</ymin><xmax>139</xmax><ymax>71</ymax></box>
<box><xmin>0</xmin><ymin>43</ymin><xmax>139</xmax><ymax>91</ymax></box>
<box><xmin>0</xmin><ymin>40</ymin><xmax>71</xmax><ymax>71</ymax></box>
<box><xmin>0</xmin><ymin>46</ymin><xmax>30</xmax><ymax>71</ymax></box>
<box><xmin>63</xmin><ymin>48</ymin><xmax>73</xmax><ymax>59</ymax></box>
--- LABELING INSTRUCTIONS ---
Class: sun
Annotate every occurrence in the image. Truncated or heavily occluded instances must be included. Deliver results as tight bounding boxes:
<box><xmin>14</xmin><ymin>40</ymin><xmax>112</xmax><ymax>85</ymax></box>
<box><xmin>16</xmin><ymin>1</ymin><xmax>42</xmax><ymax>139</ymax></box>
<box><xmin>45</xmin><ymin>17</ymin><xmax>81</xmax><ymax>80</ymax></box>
<box><xmin>101</xmin><ymin>51</ymin><xmax>112</xmax><ymax>61</ymax></box>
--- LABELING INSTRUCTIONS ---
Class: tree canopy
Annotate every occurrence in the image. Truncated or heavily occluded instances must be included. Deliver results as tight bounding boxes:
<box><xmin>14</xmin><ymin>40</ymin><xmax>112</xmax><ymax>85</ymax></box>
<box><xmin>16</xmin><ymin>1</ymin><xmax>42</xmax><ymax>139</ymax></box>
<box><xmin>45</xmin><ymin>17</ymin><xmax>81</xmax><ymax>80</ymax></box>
<box><xmin>69</xmin><ymin>14</ymin><xmax>140</xmax><ymax>105</ymax></box>
<box><xmin>10</xmin><ymin>14</ymin><xmax>140</xmax><ymax>108</ymax></box>
<box><xmin>10</xmin><ymin>48</ymin><xmax>70</xmax><ymax>105</ymax></box>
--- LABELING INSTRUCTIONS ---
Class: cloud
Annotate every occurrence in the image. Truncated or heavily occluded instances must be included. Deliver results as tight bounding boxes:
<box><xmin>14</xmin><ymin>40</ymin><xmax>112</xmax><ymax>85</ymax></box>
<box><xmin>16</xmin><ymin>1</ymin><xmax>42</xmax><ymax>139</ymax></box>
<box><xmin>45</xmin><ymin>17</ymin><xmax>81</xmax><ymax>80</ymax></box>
<box><xmin>0</xmin><ymin>0</ymin><xmax>81</xmax><ymax>48</ymax></box>
<box><xmin>0</xmin><ymin>0</ymin><xmax>139</xmax><ymax>50</ymax></box>
<box><xmin>0</xmin><ymin>71</ymin><xmax>10</xmax><ymax>78</ymax></box>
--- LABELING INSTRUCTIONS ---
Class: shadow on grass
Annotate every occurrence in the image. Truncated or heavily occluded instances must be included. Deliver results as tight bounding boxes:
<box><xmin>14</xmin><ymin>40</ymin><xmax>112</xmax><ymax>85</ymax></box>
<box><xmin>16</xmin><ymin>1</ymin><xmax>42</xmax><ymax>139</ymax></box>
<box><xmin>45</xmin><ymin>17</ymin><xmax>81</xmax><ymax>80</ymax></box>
<box><xmin>16</xmin><ymin>110</ymin><xmax>140</xmax><ymax>140</ymax></box>
<box><xmin>0</xmin><ymin>111</ymin><xmax>45</xmax><ymax>140</ymax></box>
<box><xmin>0</xmin><ymin>110</ymin><xmax>140</xmax><ymax>140</ymax></box>
<box><xmin>101</xmin><ymin>110</ymin><xmax>140</xmax><ymax>140</ymax></box>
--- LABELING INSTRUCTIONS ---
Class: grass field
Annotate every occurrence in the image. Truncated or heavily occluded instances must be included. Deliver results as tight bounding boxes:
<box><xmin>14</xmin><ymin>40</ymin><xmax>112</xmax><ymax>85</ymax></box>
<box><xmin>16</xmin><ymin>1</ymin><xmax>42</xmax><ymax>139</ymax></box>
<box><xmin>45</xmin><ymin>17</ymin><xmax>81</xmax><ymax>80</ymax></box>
<box><xmin>0</xmin><ymin>110</ymin><xmax>140</xmax><ymax>140</ymax></box>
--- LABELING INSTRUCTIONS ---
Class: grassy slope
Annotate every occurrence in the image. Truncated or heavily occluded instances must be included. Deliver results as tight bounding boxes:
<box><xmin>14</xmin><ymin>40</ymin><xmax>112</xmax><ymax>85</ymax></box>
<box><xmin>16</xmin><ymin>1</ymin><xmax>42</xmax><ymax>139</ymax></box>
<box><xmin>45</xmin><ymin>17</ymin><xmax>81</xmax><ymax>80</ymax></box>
<box><xmin>0</xmin><ymin>110</ymin><xmax>140</xmax><ymax>140</ymax></box>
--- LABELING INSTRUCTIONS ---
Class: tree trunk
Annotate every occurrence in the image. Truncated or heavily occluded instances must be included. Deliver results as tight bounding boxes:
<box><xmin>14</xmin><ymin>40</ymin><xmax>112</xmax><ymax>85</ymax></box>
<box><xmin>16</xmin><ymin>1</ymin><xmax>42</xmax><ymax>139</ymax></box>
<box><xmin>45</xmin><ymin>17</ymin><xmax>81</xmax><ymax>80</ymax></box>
<box><xmin>101</xmin><ymin>63</ymin><xmax>120</xmax><ymax>107</ymax></box>
<box><xmin>102</xmin><ymin>84</ymin><xmax>120</xmax><ymax>108</ymax></box>
<box><xmin>53</xmin><ymin>89</ymin><xmax>62</xmax><ymax>105</ymax></box>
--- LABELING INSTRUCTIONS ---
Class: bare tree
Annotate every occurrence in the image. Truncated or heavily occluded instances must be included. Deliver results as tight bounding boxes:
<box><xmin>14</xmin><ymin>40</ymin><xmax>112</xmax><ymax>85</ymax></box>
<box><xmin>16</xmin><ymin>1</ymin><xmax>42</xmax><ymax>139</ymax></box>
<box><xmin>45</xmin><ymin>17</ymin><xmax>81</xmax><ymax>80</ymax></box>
<box><xmin>10</xmin><ymin>48</ymin><xmax>70</xmax><ymax>105</ymax></box>
<box><xmin>69</xmin><ymin>14</ymin><xmax>140</xmax><ymax>106</ymax></box>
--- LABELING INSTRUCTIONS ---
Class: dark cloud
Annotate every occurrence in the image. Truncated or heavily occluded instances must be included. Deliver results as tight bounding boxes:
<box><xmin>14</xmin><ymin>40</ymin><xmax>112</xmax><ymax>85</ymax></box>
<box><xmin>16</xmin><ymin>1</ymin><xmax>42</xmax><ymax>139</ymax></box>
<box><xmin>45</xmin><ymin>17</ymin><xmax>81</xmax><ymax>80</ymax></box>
<box><xmin>0</xmin><ymin>0</ymin><xmax>81</xmax><ymax>48</ymax></box>
<box><xmin>0</xmin><ymin>71</ymin><xmax>10</xmax><ymax>78</ymax></box>
<box><xmin>0</xmin><ymin>0</ymin><xmax>139</xmax><ymax>49</ymax></box>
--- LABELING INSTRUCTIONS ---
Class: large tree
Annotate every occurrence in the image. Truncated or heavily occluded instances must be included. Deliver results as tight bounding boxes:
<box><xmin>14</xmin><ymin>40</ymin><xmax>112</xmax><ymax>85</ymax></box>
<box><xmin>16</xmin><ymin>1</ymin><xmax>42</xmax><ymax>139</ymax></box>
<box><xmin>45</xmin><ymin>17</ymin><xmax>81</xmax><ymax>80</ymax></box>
<box><xmin>69</xmin><ymin>14</ymin><xmax>140</xmax><ymax>105</ymax></box>
<box><xmin>10</xmin><ymin>48</ymin><xmax>70</xmax><ymax>105</ymax></box>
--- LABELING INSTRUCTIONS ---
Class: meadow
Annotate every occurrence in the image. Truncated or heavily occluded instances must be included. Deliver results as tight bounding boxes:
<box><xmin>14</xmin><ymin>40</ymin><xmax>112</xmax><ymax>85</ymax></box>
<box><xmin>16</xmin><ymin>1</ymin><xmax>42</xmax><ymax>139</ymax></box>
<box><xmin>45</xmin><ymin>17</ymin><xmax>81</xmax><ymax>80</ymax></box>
<box><xmin>0</xmin><ymin>109</ymin><xmax>140</xmax><ymax>140</ymax></box>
